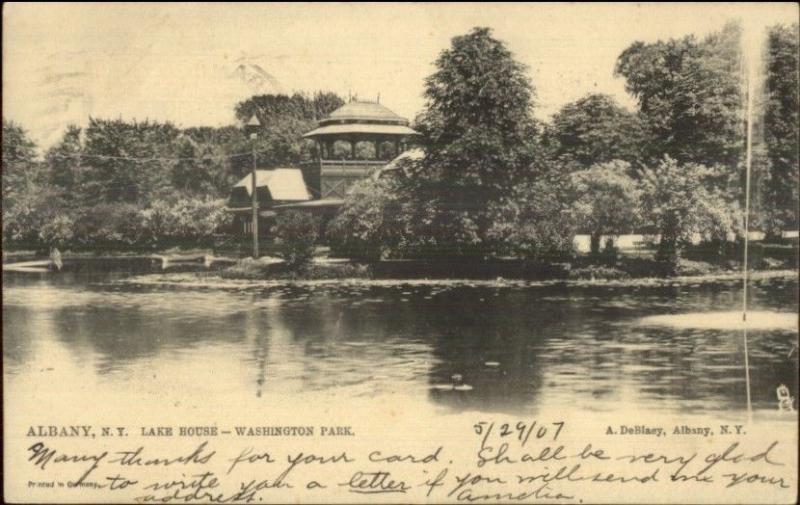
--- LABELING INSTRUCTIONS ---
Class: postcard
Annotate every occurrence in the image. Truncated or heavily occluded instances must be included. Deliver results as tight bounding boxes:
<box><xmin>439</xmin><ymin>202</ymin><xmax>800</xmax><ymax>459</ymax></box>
<box><xmin>3</xmin><ymin>3</ymin><xmax>798</xmax><ymax>503</ymax></box>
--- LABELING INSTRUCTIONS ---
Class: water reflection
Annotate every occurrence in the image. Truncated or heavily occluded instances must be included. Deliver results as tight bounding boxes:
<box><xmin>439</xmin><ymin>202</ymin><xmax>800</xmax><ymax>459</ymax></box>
<box><xmin>3</xmin><ymin>269</ymin><xmax>798</xmax><ymax>415</ymax></box>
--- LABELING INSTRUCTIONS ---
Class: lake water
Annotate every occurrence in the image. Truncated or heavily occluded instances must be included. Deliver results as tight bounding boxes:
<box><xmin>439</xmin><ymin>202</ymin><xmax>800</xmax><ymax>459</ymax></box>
<box><xmin>3</xmin><ymin>265</ymin><xmax>798</xmax><ymax>418</ymax></box>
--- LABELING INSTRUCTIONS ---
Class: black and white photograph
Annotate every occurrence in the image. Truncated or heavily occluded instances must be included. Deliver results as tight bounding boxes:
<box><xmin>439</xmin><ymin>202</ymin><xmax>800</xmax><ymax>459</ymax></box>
<box><xmin>2</xmin><ymin>3</ymin><xmax>798</xmax><ymax>503</ymax></box>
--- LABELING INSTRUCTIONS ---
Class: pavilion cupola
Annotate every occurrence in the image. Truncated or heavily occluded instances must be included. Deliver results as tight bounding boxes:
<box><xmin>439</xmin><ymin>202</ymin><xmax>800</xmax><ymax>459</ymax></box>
<box><xmin>303</xmin><ymin>100</ymin><xmax>419</xmax><ymax>198</ymax></box>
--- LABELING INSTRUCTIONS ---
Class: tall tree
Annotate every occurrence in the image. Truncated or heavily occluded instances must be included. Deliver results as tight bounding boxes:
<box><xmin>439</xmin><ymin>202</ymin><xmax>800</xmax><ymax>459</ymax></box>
<box><xmin>2</xmin><ymin>119</ymin><xmax>69</xmax><ymax>246</ymax></box>
<box><xmin>638</xmin><ymin>156</ymin><xmax>738</xmax><ymax>266</ymax></box>
<box><xmin>169</xmin><ymin>136</ymin><xmax>220</xmax><ymax>196</ymax></box>
<box><xmin>2</xmin><ymin>119</ymin><xmax>38</xmax><ymax>166</ymax></box>
<box><xmin>762</xmin><ymin>23</ymin><xmax>799</xmax><ymax>237</ymax></box>
<box><xmin>181</xmin><ymin>125</ymin><xmax>248</xmax><ymax>196</ymax></box>
<box><xmin>570</xmin><ymin>160</ymin><xmax>641</xmax><ymax>256</ymax></box>
<box><xmin>45</xmin><ymin>125</ymin><xmax>84</xmax><ymax>193</ymax></box>
<box><xmin>233</xmin><ymin>91</ymin><xmax>345</xmax><ymax>175</ymax></box>
<box><xmin>615</xmin><ymin>23</ymin><xmax>743</xmax><ymax>170</ymax></box>
<box><xmin>411</xmin><ymin>27</ymin><xmax>540</xmax><ymax>254</ymax></box>
<box><xmin>2</xmin><ymin>119</ymin><xmax>40</xmax><ymax>202</ymax></box>
<box><xmin>547</xmin><ymin>94</ymin><xmax>646</xmax><ymax>171</ymax></box>
<box><xmin>81</xmin><ymin>118</ymin><xmax>181</xmax><ymax>203</ymax></box>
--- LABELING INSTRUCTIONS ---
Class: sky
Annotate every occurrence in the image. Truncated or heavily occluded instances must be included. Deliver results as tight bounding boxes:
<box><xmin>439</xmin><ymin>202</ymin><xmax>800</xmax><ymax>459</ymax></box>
<box><xmin>3</xmin><ymin>2</ymin><xmax>798</xmax><ymax>149</ymax></box>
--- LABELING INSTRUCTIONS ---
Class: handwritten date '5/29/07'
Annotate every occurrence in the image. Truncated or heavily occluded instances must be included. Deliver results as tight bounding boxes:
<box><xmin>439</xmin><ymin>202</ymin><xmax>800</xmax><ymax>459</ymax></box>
<box><xmin>472</xmin><ymin>421</ymin><xmax>570</xmax><ymax>467</ymax></box>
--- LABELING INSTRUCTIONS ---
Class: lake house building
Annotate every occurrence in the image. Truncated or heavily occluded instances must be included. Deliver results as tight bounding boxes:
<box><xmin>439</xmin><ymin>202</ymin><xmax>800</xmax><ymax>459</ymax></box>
<box><xmin>226</xmin><ymin>168</ymin><xmax>311</xmax><ymax>236</ymax></box>
<box><xmin>302</xmin><ymin>100</ymin><xmax>420</xmax><ymax>201</ymax></box>
<box><xmin>226</xmin><ymin>101</ymin><xmax>420</xmax><ymax>235</ymax></box>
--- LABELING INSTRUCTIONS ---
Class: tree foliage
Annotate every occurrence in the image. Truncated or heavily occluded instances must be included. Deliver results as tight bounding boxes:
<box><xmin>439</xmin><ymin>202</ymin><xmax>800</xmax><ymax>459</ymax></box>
<box><xmin>615</xmin><ymin>23</ymin><xmax>743</xmax><ymax>169</ymax></box>
<box><xmin>638</xmin><ymin>156</ymin><xmax>739</xmax><ymax>264</ymax></box>
<box><xmin>547</xmin><ymin>94</ymin><xmax>646</xmax><ymax>171</ymax></box>
<box><xmin>2</xmin><ymin>91</ymin><xmax>344</xmax><ymax>250</ymax></box>
<box><xmin>761</xmin><ymin>23</ymin><xmax>800</xmax><ymax>235</ymax></box>
<box><xmin>2</xmin><ymin>119</ymin><xmax>63</xmax><ymax>246</ymax></box>
<box><xmin>44</xmin><ymin>124</ymin><xmax>84</xmax><ymax>193</ymax></box>
<box><xmin>327</xmin><ymin>177</ymin><xmax>406</xmax><ymax>260</ymax></box>
<box><xmin>80</xmin><ymin>118</ymin><xmax>182</xmax><ymax>203</ymax></box>
<box><xmin>486</xmin><ymin>175</ymin><xmax>576</xmax><ymax>262</ymax></box>
<box><xmin>405</xmin><ymin>27</ymin><xmax>543</xmax><ymax>254</ymax></box>
<box><xmin>234</xmin><ymin>92</ymin><xmax>344</xmax><ymax>172</ymax></box>
<box><xmin>273</xmin><ymin>210</ymin><xmax>320</xmax><ymax>269</ymax></box>
<box><xmin>2</xmin><ymin>119</ymin><xmax>38</xmax><ymax>165</ymax></box>
<box><xmin>570</xmin><ymin>160</ymin><xmax>641</xmax><ymax>255</ymax></box>
<box><xmin>2</xmin><ymin>119</ymin><xmax>42</xmax><ymax>204</ymax></box>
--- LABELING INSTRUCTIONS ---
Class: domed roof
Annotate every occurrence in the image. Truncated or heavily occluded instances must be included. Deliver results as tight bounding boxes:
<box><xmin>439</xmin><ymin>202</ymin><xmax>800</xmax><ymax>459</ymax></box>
<box><xmin>319</xmin><ymin>101</ymin><xmax>408</xmax><ymax>126</ymax></box>
<box><xmin>304</xmin><ymin>100</ymin><xmax>419</xmax><ymax>139</ymax></box>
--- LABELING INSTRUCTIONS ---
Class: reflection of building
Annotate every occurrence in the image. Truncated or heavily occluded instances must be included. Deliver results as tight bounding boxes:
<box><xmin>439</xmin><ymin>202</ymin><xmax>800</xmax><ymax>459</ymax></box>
<box><xmin>226</xmin><ymin>168</ymin><xmax>311</xmax><ymax>235</ymax></box>
<box><xmin>303</xmin><ymin>101</ymin><xmax>420</xmax><ymax>200</ymax></box>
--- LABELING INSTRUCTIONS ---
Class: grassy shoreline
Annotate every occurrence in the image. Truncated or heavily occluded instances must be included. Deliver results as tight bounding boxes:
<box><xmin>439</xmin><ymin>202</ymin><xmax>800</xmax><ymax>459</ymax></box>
<box><xmin>5</xmin><ymin>242</ymin><xmax>797</xmax><ymax>283</ymax></box>
<box><xmin>121</xmin><ymin>268</ymin><xmax>798</xmax><ymax>290</ymax></box>
<box><xmin>212</xmin><ymin>247</ymin><xmax>798</xmax><ymax>282</ymax></box>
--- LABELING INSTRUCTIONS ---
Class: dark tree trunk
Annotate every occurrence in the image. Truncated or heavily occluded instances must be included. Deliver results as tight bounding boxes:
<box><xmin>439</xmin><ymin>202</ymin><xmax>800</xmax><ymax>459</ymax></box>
<box><xmin>656</xmin><ymin>232</ymin><xmax>679</xmax><ymax>271</ymax></box>
<box><xmin>590</xmin><ymin>233</ymin><xmax>601</xmax><ymax>257</ymax></box>
<box><xmin>656</xmin><ymin>212</ymin><xmax>680</xmax><ymax>270</ymax></box>
<box><xmin>763</xmin><ymin>229</ymin><xmax>782</xmax><ymax>244</ymax></box>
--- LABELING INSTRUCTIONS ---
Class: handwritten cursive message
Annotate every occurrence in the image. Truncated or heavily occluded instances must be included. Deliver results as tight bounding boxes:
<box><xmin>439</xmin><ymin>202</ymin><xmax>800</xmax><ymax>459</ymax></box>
<box><xmin>16</xmin><ymin>419</ymin><xmax>796</xmax><ymax>503</ymax></box>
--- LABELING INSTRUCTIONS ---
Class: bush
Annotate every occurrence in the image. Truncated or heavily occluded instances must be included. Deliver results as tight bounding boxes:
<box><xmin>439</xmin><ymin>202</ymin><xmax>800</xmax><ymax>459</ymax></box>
<box><xmin>486</xmin><ymin>179</ymin><xmax>576</xmax><ymax>263</ymax></box>
<box><xmin>2</xmin><ymin>184</ymin><xmax>71</xmax><ymax>248</ymax></box>
<box><xmin>570</xmin><ymin>160</ymin><xmax>641</xmax><ymax>257</ymax></box>
<box><xmin>638</xmin><ymin>156</ymin><xmax>739</xmax><ymax>265</ymax></box>
<box><xmin>140</xmin><ymin>197</ymin><xmax>229</xmax><ymax>247</ymax></box>
<box><xmin>38</xmin><ymin>214</ymin><xmax>75</xmax><ymax>247</ymax></box>
<box><xmin>273</xmin><ymin>211</ymin><xmax>320</xmax><ymax>269</ymax></box>
<box><xmin>72</xmin><ymin>203</ymin><xmax>144</xmax><ymax>249</ymax></box>
<box><xmin>43</xmin><ymin>198</ymin><xmax>230</xmax><ymax>251</ymax></box>
<box><xmin>327</xmin><ymin>177</ymin><xmax>406</xmax><ymax>260</ymax></box>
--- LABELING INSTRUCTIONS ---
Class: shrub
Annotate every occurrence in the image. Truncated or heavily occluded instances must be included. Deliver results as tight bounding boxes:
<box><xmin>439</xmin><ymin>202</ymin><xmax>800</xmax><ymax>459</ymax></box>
<box><xmin>38</xmin><ymin>214</ymin><xmax>75</xmax><ymax>247</ymax></box>
<box><xmin>638</xmin><ymin>156</ymin><xmax>739</xmax><ymax>266</ymax></box>
<box><xmin>2</xmin><ymin>184</ymin><xmax>71</xmax><ymax>248</ymax></box>
<box><xmin>327</xmin><ymin>177</ymin><xmax>406</xmax><ymax>260</ymax></box>
<box><xmin>570</xmin><ymin>160</ymin><xmax>641</xmax><ymax>257</ymax></box>
<box><xmin>72</xmin><ymin>203</ymin><xmax>144</xmax><ymax>248</ymax></box>
<box><xmin>486</xmin><ymin>179</ymin><xmax>576</xmax><ymax>263</ymax></box>
<box><xmin>273</xmin><ymin>210</ymin><xmax>319</xmax><ymax>269</ymax></box>
<box><xmin>139</xmin><ymin>197</ymin><xmax>230</xmax><ymax>247</ymax></box>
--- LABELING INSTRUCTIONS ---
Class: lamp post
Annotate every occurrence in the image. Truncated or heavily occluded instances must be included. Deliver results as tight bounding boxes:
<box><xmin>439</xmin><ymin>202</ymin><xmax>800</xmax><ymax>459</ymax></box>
<box><xmin>244</xmin><ymin>114</ymin><xmax>262</xmax><ymax>258</ymax></box>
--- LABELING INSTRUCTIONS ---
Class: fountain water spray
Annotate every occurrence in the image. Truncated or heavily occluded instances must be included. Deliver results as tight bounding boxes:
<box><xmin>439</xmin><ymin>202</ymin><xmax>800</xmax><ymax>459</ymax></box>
<box><xmin>740</xmin><ymin>19</ymin><xmax>768</xmax><ymax>423</ymax></box>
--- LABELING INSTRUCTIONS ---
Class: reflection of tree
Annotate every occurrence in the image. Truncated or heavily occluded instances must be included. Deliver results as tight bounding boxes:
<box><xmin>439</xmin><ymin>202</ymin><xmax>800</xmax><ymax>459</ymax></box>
<box><xmin>22</xmin><ymin>277</ymin><xmax>797</xmax><ymax>415</ymax></box>
<box><xmin>246</xmin><ymin>308</ymin><xmax>268</xmax><ymax>398</ymax></box>
<box><xmin>247</xmin><ymin>296</ymin><xmax>309</xmax><ymax>398</ymax></box>
<box><xmin>253</xmin><ymin>284</ymin><xmax>556</xmax><ymax>412</ymax></box>
<box><xmin>422</xmin><ymin>287</ymin><xmax>552</xmax><ymax>414</ymax></box>
<box><xmin>3</xmin><ymin>306</ymin><xmax>46</xmax><ymax>368</ymax></box>
<box><xmin>51</xmin><ymin>287</ymin><xmax>250</xmax><ymax>374</ymax></box>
